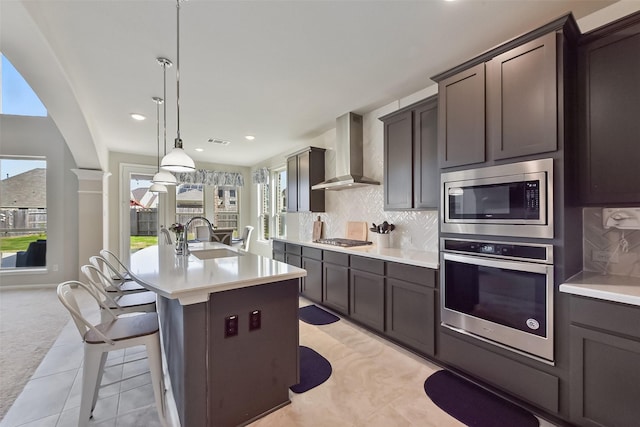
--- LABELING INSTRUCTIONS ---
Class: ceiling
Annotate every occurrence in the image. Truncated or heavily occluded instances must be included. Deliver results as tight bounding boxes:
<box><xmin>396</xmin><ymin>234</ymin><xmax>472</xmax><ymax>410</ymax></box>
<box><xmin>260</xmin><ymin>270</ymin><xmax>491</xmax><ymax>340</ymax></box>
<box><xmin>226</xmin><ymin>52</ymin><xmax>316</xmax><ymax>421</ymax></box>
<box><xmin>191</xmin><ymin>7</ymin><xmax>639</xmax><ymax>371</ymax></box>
<box><xmin>2</xmin><ymin>0</ymin><xmax>616</xmax><ymax>168</ymax></box>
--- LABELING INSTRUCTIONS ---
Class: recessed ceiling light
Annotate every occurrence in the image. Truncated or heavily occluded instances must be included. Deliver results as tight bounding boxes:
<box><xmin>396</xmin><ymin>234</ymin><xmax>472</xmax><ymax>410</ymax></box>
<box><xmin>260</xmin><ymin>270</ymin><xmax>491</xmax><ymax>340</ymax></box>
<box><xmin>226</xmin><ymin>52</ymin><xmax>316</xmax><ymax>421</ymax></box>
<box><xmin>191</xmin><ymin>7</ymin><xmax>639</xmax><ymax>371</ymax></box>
<box><xmin>130</xmin><ymin>113</ymin><xmax>146</xmax><ymax>121</ymax></box>
<box><xmin>245</xmin><ymin>135</ymin><xmax>255</xmax><ymax>141</ymax></box>
<box><xmin>194</xmin><ymin>148</ymin><xmax>204</xmax><ymax>152</ymax></box>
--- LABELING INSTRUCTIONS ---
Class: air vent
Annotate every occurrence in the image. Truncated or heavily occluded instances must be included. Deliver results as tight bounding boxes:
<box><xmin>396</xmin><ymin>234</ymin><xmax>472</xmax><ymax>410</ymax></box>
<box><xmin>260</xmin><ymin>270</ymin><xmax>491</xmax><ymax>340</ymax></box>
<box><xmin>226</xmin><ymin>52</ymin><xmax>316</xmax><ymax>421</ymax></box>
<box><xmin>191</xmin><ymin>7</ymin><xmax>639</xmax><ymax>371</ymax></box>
<box><xmin>208</xmin><ymin>138</ymin><xmax>230</xmax><ymax>146</ymax></box>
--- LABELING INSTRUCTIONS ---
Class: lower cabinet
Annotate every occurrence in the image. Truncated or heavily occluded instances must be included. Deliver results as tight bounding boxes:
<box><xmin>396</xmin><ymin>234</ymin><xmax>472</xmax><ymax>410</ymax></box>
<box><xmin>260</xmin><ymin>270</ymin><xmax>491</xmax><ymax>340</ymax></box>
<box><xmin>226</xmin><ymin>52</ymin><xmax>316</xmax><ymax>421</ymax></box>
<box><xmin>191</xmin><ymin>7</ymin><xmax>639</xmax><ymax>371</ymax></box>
<box><xmin>349</xmin><ymin>256</ymin><xmax>385</xmax><ymax>332</ymax></box>
<box><xmin>569</xmin><ymin>296</ymin><xmax>640</xmax><ymax>427</ymax></box>
<box><xmin>301</xmin><ymin>247</ymin><xmax>323</xmax><ymax>303</ymax></box>
<box><xmin>323</xmin><ymin>251</ymin><xmax>349</xmax><ymax>315</ymax></box>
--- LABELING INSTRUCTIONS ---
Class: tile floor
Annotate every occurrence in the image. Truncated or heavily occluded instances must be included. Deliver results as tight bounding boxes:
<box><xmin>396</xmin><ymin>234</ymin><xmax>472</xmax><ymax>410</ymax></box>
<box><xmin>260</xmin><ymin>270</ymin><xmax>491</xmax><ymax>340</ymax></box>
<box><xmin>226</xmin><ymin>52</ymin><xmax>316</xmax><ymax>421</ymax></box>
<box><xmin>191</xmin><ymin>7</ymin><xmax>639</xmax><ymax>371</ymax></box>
<box><xmin>1</xmin><ymin>295</ymin><xmax>558</xmax><ymax>427</ymax></box>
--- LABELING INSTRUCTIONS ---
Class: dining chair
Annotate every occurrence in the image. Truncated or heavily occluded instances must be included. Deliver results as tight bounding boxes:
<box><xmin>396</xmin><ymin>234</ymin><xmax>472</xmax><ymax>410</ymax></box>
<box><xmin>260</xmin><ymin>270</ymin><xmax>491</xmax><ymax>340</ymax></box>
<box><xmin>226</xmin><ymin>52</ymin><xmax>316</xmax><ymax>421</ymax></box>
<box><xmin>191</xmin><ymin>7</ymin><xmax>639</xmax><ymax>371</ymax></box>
<box><xmin>57</xmin><ymin>281</ymin><xmax>166</xmax><ymax>426</ymax></box>
<box><xmin>233</xmin><ymin>226</ymin><xmax>254</xmax><ymax>252</ymax></box>
<box><xmin>81</xmin><ymin>264</ymin><xmax>156</xmax><ymax>322</ymax></box>
<box><xmin>160</xmin><ymin>228</ymin><xmax>173</xmax><ymax>245</ymax></box>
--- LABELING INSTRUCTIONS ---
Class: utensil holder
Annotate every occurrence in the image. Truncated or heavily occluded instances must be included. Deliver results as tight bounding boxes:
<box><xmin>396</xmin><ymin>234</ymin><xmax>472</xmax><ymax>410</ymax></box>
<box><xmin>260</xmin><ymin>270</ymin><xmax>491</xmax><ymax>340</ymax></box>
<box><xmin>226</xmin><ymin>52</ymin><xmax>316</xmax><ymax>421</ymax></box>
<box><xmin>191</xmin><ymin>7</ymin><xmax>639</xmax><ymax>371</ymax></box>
<box><xmin>375</xmin><ymin>233</ymin><xmax>390</xmax><ymax>248</ymax></box>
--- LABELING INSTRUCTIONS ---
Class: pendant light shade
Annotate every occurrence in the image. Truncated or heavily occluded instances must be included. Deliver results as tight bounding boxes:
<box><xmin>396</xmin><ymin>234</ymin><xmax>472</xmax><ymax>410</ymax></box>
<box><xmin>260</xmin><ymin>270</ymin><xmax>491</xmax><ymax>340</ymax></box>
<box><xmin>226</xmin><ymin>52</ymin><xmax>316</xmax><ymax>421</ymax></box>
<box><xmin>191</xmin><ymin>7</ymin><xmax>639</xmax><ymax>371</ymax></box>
<box><xmin>161</xmin><ymin>0</ymin><xmax>195</xmax><ymax>173</ymax></box>
<box><xmin>149</xmin><ymin>182</ymin><xmax>168</xmax><ymax>193</ymax></box>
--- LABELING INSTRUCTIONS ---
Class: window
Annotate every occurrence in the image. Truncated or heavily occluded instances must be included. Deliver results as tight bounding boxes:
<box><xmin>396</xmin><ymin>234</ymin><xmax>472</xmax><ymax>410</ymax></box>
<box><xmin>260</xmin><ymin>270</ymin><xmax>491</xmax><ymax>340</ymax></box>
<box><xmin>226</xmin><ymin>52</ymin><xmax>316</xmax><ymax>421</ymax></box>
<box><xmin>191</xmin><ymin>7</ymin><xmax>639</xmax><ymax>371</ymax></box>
<box><xmin>176</xmin><ymin>183</ymin><xmax>240</xmax><ymax>238</ymax></box>
<box><xmin>1</xmin><ymin>54</ymin><xmax>47</xmax><ymax>117</ymax></box>
<box><xmin>258</xmin><ymin>181</ymin><xmax>270</xmax><ymax>241</ymax></box>
<box><xmin>0</xmin><ymin>157</ymin><xmax>47</xmax><ymax>269</ymax></box>
<box><xmin>257</xmin><ymin>167</ymin><xmax>287</xmax><ymax>242</ymax></box>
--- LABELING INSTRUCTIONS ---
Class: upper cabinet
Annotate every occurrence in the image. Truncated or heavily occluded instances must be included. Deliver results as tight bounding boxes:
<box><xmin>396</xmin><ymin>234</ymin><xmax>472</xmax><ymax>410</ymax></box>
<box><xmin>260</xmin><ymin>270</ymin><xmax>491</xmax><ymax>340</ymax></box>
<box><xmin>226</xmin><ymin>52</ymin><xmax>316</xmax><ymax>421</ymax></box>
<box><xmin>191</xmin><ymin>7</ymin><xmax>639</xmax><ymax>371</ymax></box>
<box><xmin>286</xmin><ymin>147</ymin><xmax>326</xmax><ymax>213</ymax></box>
<box><xmin>578</xmin><ymin>12</ymin><xmax>640</xmax><ymax>205</ymax></box>
<box><xmin>433</xmin><ymin>15</ymin><xmax>576</xmax><ymax>168</ymax></box>
<box><xmin>380</xmin><ymin>95</ymin><xmax>439</xmax><ymax>210</ymax></box>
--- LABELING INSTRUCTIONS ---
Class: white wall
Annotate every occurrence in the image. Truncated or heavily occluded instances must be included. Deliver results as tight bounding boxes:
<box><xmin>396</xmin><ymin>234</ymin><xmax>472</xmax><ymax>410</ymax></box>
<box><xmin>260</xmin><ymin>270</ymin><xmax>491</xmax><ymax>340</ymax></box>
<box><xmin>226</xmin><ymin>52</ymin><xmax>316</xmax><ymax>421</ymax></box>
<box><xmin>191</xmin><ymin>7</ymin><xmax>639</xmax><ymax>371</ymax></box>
<box><xmin>0</xmin><ymin>114</ymin><xmax>79</xmax><ymax>286</ymax></box>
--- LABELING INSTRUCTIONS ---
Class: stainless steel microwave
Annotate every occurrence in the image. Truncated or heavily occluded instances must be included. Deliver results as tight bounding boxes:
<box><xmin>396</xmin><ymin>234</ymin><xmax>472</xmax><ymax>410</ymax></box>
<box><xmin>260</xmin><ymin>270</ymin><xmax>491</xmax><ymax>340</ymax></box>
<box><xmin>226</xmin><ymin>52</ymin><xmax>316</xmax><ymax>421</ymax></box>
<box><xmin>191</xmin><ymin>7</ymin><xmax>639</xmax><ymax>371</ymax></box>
<box><xmin>441</xmin><ymin>158</ymin><xmax>553</xmax><ymax>239</ymax></box>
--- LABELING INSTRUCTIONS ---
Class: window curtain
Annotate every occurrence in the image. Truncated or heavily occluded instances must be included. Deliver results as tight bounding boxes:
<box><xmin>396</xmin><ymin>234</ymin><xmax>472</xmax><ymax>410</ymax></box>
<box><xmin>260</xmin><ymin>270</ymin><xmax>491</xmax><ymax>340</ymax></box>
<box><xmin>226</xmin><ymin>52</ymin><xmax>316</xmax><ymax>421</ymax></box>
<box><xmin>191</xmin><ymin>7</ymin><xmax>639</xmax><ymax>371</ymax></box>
<box><xmin>174</xmin><ymin>170</ymin><xmax>244</xmax><ymax>187</ymax></box>
<box><xmin>252</xmin><ymin>167</ymin><xmax>269</xmax><ymax>185</ymax></box>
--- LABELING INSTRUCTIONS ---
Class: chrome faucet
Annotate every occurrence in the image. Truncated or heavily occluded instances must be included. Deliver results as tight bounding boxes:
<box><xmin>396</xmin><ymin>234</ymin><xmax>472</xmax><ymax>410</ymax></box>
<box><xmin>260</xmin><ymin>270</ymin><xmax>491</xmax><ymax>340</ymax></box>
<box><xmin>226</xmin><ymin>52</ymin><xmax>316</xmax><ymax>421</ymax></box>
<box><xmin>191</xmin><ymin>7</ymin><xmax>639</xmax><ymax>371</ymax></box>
<box><xmin>182</xmin><ymin>216</ymin><xmax>215</xmax><ymax>256</ymax></box>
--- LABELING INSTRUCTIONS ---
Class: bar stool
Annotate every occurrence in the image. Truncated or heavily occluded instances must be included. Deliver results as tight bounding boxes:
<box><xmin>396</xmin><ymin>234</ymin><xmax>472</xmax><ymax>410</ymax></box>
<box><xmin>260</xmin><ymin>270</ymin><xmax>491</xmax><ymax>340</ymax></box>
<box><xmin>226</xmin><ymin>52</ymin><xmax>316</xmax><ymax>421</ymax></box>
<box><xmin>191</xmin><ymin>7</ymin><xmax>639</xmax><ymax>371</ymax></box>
<box><xmin>99</xmin><ymin>249</ymin><xmax>136</xmax><ymax>280</ymax></box>
<box><xmin>89</xmin><ymin>255</ymin><xmax>146</xmax><ymax>293</ymax></box>
<box><xmin>81</xmin><ymin>264</ymin><xmax>156</xmax><ymax>322</ymax></box>
<box><xmin>57</xmin><ymin>281</ymin><xmax>166</xmax><ymax>426</ymax></box>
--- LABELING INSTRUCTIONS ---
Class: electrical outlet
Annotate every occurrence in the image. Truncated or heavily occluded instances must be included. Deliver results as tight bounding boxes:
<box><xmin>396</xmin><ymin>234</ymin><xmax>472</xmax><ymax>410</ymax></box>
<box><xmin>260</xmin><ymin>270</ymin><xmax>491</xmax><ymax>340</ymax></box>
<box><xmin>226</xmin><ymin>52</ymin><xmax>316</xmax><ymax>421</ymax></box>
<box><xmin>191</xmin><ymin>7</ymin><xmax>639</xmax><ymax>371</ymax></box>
<box><xmin>249</xmin><ymin>310</ymin><xmax>261</xmax><ymax>331</ymax></box>
<box><xmin>592</xmin><ymin>250</ymin><xmax>619</xmax><ymax>263</ymax></box>
<box><xmin>224</xmin><ymin>315</ymin><xmax>238</xmax><ymax>338</ymax></box>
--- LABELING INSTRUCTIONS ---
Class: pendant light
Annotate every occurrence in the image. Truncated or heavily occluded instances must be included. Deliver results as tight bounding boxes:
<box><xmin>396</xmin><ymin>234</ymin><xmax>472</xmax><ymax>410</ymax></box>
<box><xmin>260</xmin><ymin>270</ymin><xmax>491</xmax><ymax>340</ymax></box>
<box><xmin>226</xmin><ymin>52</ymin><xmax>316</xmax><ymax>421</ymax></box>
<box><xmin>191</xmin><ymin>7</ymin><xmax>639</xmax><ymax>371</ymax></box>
<box><xmin>160</xmin><ymin>0</ymin><xmax>196</xmax><ymax>172</ymax></box>
<box><xmin>149</xmin><ymin>96</ymin><xmax>168</xmax><ymax>194</ymax></box>
<box><xmin>152</xmin><ymin>57</ymin><xmax>178</xmax><ymax>185</ymax></box>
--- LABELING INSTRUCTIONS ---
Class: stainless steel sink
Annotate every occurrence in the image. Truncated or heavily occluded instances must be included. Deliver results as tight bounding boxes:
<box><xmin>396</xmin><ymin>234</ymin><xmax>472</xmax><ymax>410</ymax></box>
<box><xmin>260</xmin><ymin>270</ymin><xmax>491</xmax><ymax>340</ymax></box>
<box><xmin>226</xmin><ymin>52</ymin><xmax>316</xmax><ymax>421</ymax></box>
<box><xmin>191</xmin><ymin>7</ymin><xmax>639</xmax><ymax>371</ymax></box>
<box><xmin>191</xmin><ymin>248</ymin><xmax>242</xmax><ymax>260</ymax></box>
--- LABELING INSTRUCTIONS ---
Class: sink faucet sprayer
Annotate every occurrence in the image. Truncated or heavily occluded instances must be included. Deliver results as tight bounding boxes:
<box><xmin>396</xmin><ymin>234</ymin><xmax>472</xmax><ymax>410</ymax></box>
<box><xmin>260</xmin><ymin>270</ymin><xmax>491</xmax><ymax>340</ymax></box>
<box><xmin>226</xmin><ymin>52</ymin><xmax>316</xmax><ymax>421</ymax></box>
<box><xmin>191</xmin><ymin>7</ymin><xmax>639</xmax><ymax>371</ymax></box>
<box><xmin>182</xmin><ymin>216</ymin><xmax>215</xmax><ymax>256</ymax></box>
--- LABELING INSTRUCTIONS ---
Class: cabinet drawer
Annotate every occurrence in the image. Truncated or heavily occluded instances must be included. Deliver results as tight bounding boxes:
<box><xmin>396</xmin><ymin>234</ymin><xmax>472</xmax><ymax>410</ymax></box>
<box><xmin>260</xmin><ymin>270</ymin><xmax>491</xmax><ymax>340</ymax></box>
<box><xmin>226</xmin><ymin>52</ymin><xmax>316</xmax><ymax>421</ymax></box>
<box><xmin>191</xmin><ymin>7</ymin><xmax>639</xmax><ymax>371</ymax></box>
<box><xmin>323</xmin><ymin>250</ymin><xmax>348</xmax><ymax>266</ymax></box>
<box><xmin>386</xmin><ymin>262</ymin><xmax>436</xmax><ymax>288</ymax></box>
<box><xmin>570</xmin><ymin>296</ymin><xmax>640</xmax><ymax>340</ymax></box>
<box><xmin>302</xmin><ymin>246</ymin><xmax>322</xmax><ymax>260</ymax></box>
<box><xmin>285</xmin><ymin>243</ymin><xmax>302</xmax><ymax>255</ymax></box>
<box><xmin>272</xmin><ymin>240</ymin><xmax>285</xmax><ymax>253</ymax></box>
<box><xmin>350</xmin><ymin>256</ymin><xmax>384</xmax><ymax>275</ymax></box>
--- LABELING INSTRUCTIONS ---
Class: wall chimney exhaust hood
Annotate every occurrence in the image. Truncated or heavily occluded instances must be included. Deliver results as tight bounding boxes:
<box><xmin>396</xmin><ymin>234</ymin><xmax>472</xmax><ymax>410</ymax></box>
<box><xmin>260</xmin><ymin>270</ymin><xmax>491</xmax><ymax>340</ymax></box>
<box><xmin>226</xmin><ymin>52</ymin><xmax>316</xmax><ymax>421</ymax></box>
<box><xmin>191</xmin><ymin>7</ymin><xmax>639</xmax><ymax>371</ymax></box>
<box><xmin>312</xmin><ymin>112</ymin><xmax>380</xmax><ymax>191</ymax></box>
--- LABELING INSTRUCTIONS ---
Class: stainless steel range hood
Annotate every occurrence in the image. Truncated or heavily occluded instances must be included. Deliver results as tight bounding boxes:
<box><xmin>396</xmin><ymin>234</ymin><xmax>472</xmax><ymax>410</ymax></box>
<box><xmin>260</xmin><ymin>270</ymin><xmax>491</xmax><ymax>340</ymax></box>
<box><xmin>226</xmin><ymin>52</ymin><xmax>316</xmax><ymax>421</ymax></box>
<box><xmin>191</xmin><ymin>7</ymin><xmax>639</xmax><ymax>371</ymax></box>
<box><xmin>311</xmin><ymin>112</ymin><xmax>380</xmax><ymax>191</ymax></box>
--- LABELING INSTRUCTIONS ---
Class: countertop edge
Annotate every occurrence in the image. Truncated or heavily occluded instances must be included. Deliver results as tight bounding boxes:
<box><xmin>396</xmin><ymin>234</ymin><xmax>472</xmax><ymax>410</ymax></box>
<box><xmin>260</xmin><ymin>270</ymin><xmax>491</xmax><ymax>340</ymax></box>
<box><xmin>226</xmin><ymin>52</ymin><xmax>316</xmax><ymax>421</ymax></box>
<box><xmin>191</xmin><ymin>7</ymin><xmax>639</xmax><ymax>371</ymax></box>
<box><xmin>560</xmin><ymin>271</ymin><xmax>640</xmax><ymax>307</ymax></box>
<box><xmin>272</xmin><ymin>238</ymin><xmax>439</xmax><ymax>269</ymax></box>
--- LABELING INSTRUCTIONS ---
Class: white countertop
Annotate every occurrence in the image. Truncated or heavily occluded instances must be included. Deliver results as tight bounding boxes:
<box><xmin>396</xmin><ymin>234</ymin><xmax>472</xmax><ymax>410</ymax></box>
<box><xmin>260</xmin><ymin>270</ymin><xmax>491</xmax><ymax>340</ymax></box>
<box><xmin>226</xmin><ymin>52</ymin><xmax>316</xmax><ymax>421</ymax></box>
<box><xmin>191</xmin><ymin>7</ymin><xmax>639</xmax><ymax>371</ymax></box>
<box><xmin>273</xmin><ymin>238</ymin><xmax>439</xmax><ymax>269</ymax></box>
<box><xmin>129</xmin><ymin>242</ymin><xmax>306</xmax><ymax>305</ymax></box>
<box><xmin>560</xmin><ymin>271</ymin><xmax>640</xmax><ymax>307</ymax></box>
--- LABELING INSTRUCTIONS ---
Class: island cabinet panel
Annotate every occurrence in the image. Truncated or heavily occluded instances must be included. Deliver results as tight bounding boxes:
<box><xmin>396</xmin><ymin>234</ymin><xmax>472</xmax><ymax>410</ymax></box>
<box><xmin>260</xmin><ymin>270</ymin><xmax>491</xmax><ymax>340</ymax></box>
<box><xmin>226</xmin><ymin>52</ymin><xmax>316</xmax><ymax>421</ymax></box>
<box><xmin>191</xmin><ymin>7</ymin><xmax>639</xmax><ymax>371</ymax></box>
<box><xmin>569</xmin><ymin>296</ymin><xmax>640</xmax><ymax>427</ymax></box>
<box><xmin>323</xmin><ymin>251</ymin><xmax>349</xmax><ymax>314</ymax></box>
<box><xmin>157</xmin><ymin>279</ymin><xmax>299</xmax><ymax>427</ymax></box>
<box><xmin>487</xmin><ymin>32</ymin><xmax>558</xmax><ymax>160</ymax></box>
<box><xmin>437</xmin><ymin>63</ymin><xmax>486</xmax><ymax>168</ymax></box>
<box><xmin>349</xmin><ymin>256</ymin><xmax>385</xmax><ymax>332</ymax></box>
<box><xmin>301</xmin><ymin>247</ymin><xmax>323</xmax><ymax>302</ymax></box>
<box><xmin>385</xmin><ymin>262</ymin><xmax>437</xmax><ymax>355</ymax></box>
<box><xmin>286</xmin><ymin>147</ymin><xmax>325</xmax><ymax>213</ymax></box>
<box><xmin>578</xmin><ymin>14</ymin><xmax>640</xmax><ymax>204</ymax></box>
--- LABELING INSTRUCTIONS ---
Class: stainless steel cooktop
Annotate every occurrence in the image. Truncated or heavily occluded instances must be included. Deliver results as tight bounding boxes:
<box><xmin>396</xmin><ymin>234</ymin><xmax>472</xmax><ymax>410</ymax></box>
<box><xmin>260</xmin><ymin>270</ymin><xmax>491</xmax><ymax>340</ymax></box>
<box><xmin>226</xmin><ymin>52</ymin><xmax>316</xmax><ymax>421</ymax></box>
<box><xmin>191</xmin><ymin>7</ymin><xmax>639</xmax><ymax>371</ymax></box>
<box><xmin>314</xmin><ymin>238</ymin><xmax>372</xmax><ymax>247</ymax></box>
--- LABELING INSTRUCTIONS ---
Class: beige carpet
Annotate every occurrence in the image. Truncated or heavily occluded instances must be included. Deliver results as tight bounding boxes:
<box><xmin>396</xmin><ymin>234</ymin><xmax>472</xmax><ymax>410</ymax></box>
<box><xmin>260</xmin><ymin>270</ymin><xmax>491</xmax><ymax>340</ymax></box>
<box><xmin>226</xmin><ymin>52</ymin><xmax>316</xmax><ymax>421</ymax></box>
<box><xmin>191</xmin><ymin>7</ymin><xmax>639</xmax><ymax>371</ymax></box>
<box><xmin>0</xmin><ymin>286</ymin><xmax>70</xmax><ymax>419</ymax></box>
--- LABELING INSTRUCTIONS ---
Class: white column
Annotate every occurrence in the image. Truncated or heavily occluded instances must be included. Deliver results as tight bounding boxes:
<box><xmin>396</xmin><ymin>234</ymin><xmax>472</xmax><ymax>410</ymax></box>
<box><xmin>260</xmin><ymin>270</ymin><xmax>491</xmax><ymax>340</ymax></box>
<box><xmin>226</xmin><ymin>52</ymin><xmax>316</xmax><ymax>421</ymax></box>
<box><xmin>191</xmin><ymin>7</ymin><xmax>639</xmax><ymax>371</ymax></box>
<box><xmin>72</xmin><ymin>169</ymin><xmax>111</xmax><ymax>277</ymax></box>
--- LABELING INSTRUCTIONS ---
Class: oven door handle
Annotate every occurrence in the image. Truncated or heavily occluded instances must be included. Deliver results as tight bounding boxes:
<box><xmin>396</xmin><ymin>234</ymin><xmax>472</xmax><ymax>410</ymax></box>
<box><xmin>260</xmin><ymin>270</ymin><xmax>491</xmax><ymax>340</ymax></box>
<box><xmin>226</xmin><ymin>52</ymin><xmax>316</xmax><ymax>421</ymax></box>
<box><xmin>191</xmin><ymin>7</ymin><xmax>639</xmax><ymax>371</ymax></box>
<box><xmin>442</xmin><ymin>252</ymin><xmax>553</xmax><ymax>275</ymax></box>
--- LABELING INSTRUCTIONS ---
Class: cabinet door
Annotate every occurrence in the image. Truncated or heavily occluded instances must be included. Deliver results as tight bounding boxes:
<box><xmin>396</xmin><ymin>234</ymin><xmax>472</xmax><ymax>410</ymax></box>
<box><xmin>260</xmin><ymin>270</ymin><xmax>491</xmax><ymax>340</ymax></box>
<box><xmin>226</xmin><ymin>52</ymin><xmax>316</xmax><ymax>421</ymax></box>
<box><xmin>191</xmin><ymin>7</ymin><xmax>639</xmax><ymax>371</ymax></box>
<box><xmin>297</xmin><ymin>152</ymin><xmax>310</xmax><ymax>212</ymax></box>
<box><xmin>349</xmin><ymin>269</ymin><xmax>385</xmax><ymax>332</ymax></box>
<box><xmin>438</xmin><ymin>63</ymin><xmax>485</xmax><ymax>168</ymax></box>
<box><xmin>301</xmin><ymin>257</ymin><xmax>322</xmax><ymax>302</ymax></box>
<box><xmin>323</xmin><ymin>263</ymin><xmax>349</xmax><ymax>315</ymax></box>
<box><xmin>386</xmin><ymin>278</ymin><xmax>435</xmax><ymax>356</ymax></box>
<box><xmin>383</xmin><ymin>110</ymin><xmax>413</xmax><ymax>210</ymax></box>
<box><xmin>570</xmin><ymin>325</ymin><xmax>640</xmax><ymax>427</ymax></box>
<box><xmin>579</xmin><ymin>18</ymin><xmax>640</xmax><ymax>204</ymax></box>
<box><xmin>488</xmin><ymin>32</ymin><xmax>557</xmax><ymax>160</ymax></box>
<box><xmin>413</xmin><ymin>97</ymin><xmax>439</xmax><ymax>209</ymax></box>
<box><xmin>286</xmin><ymin>155</ymin><xmax>298</xmax><ymax>212</ymax></box>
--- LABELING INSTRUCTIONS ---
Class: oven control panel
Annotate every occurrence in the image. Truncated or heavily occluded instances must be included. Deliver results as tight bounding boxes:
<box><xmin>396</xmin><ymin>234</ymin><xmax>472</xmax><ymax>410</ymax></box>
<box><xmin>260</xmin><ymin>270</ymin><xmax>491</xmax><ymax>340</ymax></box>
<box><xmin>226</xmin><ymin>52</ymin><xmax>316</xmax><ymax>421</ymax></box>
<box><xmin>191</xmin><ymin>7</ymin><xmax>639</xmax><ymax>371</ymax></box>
<box><xmin>443</xmin><ymin>238</ymin><xmax>551</xmax><ymax>263</ymax></box>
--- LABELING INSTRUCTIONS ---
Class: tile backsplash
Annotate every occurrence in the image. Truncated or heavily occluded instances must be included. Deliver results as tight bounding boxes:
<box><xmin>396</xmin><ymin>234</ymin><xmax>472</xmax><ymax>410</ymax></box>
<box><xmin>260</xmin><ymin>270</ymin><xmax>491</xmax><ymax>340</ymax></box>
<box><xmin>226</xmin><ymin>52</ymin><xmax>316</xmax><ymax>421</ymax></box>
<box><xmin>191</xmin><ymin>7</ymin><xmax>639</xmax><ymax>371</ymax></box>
<box><xmin>583</xmin><ymin>207</ymin><xmax>640</xmax><ymax>277</ymax></box>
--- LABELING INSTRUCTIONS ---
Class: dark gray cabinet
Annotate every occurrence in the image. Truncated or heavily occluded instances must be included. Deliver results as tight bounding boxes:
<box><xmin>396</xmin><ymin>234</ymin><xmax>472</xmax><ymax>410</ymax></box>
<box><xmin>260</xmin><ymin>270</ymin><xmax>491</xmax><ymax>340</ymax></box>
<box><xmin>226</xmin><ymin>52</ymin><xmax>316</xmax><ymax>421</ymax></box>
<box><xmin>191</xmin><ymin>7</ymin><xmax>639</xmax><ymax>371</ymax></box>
<box><xmin>380</xmin><ymin>95</ymin><xmax>438</xmax><ymax>210</ymax></box>
<box><xmin>578</xmin><ymin>13</ymin><xmax>640</xmax><ymax>205</ymax></box>
<box><xmin>349</xmin><ymin>256</ymin><xmax>385</xmax><ymax>332</ymax></box>
<box><xmin>569</xmin><ymin>296</ymin><xmax>640</xmax><ymax>427</ymax></box>
<box><xmin>286</xmin><ymin>147</ymin><xmax>326</xmax><ymax>212</ymax></box>
<box><xmin>272</xmin><ymin>240</ymin><xmax>285</xmax><ymax>262</ymax></box>
<box><xmin>322</xmin><ymin>251</ymin><xmax>349</xmax><ymax>315</ymax></box>
<box><xmin>437</xmin><ymin>63</ymin><xmax>486</xmax><ymax>168</ymax></box>
<box><xmin>301</xmin><ymin>246</ymin><xmax>322</xmax><ymax>302</ymax></box>
<box><xmin>385</xmin><ymin>263</ymin><xmax>437</xmax><ymax>356</ymax></box>
<box><xmin>487</xmin><ymin>32</ymin><xmax>558</xmax><ymax>159</ymax></box>
<box><xmin>433</xmin><ymin>17</ymin><xmax>576</xmax><ymax>167</ymax></box>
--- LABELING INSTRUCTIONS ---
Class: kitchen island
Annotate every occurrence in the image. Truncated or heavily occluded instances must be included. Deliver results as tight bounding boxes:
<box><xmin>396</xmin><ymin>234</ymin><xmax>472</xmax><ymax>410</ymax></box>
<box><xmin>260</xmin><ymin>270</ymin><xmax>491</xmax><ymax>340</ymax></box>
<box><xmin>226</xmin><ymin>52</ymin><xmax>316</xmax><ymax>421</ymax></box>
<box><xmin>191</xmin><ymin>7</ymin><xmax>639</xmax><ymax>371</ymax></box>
<box><xmin>129</xmin><ymin>242</ymin><xmax>307</xmax><ymax>427</ymax></box>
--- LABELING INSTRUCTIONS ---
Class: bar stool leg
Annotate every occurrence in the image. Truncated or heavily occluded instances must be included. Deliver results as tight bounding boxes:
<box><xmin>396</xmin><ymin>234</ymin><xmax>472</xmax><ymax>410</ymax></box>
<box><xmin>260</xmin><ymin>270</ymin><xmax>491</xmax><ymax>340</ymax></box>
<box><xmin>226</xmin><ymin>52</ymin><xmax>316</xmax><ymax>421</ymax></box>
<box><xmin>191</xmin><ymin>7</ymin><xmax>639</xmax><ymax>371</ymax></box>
<box><xmin>91</xmin><ymin>352</ymin><xmax>109</xmax><ymax>413</ymax></box>
<box><xmin>145</xmin><ymin>333</ymin><xmax>167</xmax><ymax>426</ymax></box>
<box><xmin>80</xmin><ymin>345</ymin><xmax>104</xmax><ymax>425</ymax></box>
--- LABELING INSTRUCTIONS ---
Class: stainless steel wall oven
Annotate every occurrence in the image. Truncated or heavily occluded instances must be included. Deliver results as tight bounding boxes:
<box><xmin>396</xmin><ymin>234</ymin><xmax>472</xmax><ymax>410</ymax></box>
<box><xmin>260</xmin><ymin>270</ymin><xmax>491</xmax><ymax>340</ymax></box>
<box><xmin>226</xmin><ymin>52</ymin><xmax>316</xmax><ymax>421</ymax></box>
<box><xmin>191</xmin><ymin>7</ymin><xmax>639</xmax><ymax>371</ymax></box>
<box><xmin>440</xmin><ymin>238</ymin><xmax>554</xmax><ymax>363</ymax></box>
<box><xmin>441</xmin><ymin>158</ymin><xmax>553</xmax><ymax>239</ymax></box>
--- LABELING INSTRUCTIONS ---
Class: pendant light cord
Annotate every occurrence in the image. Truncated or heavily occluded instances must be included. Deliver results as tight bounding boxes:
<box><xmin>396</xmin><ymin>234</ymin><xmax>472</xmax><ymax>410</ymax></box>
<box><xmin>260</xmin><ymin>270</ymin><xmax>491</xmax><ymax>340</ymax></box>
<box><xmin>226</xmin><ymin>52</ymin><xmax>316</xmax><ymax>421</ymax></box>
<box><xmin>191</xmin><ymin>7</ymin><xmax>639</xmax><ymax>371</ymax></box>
<box><xmin>176</xmin><ymin>0</ymin><xmax>181</xmax><ymax>146</ymax></box>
